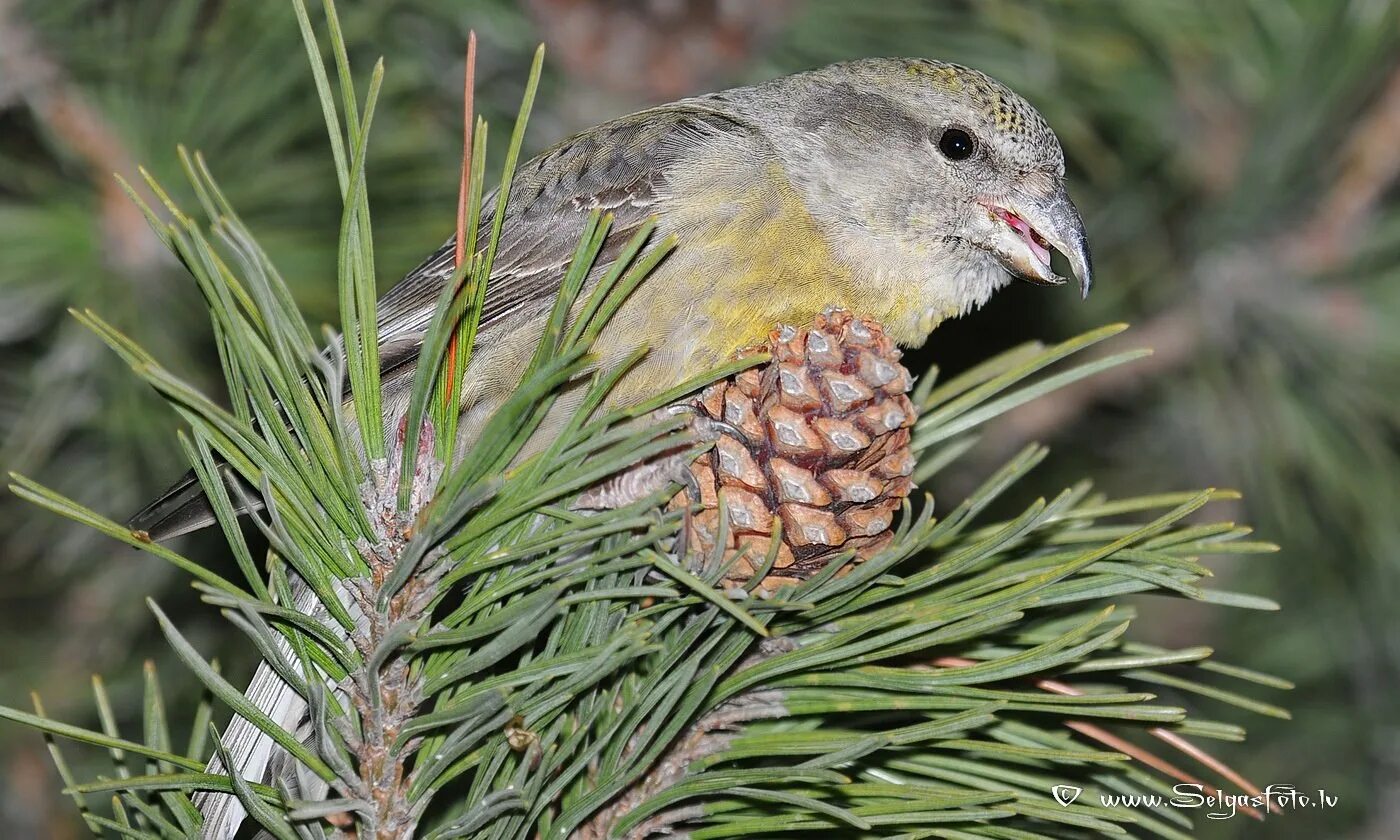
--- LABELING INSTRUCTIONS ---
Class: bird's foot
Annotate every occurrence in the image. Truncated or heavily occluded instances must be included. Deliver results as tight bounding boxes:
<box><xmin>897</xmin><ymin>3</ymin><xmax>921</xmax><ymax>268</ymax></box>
<box><xmin>572</xmin><ymin>404</ymin><xmax>733</xmax><ymax>511</ymax></box>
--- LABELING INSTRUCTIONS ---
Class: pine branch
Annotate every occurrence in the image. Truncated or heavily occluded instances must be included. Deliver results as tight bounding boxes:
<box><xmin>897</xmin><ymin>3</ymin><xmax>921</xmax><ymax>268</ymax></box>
<box><xmin>1288</xmin><ymin>56</ymin><xmax>1400</xmax><ymax>273</ymax></box>
<box><xmin>578</xmin><ymin>638</ymin><xmax>800</xmax><ymax>839</ymax></box>
<box><xmin>579</xmin><ymin>689</ymin><xmax>790</xmax><ymax>840</ymax></box>
<box><xmin>335</xmin><ymin>424</ymin><xmax>445</xmax><ymax>838</ymax></box>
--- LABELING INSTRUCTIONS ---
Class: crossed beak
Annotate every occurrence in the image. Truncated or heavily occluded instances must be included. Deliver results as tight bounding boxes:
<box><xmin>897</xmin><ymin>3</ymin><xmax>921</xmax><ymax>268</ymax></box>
<box><xmin>979</xmin><ymin>185</ymin><xmax>1094</xmax><ymax>299</ymax></box>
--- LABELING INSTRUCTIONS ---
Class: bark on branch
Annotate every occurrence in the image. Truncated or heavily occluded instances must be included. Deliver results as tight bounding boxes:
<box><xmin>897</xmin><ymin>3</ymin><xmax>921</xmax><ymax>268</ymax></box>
<box><xmin>576</xmin><ymin>638</ymin><xmax>799</xmax><ymax>840</ymax></box>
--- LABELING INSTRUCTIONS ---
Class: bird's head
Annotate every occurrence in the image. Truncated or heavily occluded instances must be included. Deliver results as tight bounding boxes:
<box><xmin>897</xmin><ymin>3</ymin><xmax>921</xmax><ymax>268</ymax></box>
<box><xmin>750</xmin><ymin>58</ymin><xmax>1092</xmax><ymax>325</ymax></box>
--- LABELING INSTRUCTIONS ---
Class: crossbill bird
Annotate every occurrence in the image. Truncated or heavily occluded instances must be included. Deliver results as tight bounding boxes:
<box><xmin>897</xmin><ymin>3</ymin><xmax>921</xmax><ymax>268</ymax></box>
<box><xmin>133</xmin><ymin>57</ymin><xmax>1090</xmax><ymax>544</ymax></box>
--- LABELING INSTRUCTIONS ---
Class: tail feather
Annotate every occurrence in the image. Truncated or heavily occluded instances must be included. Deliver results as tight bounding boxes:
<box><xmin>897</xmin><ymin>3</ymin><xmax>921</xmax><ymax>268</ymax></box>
<box><xmin>127</xmin><ymin>465</ymin><xmax>258</xmax><ymax>541</ymax></box>
<box><xmin>195</xmin><ymin>580</ymin><xmax>354</xmax><ymax>839</ymax></box>
<box><xmin>127</xmin><ymin>324</ymin><xmax>415</xmax><ymax>543</ymax></box>
<box><xmin>196</xmin><ymin>660</ymin><xmax>304</xmax><ymax>839</ymax></box>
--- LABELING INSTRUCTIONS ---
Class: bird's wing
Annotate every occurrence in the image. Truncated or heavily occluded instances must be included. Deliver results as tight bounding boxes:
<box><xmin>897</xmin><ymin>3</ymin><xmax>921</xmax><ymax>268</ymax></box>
<box><xmin>373</xmin><ymin>102</ymin><xmax>754</xmax><ymax>371</ymax></box>
<box><xmin>127</xmin><ymin>104</ymin><xmax>754</xmax><ymax>544</ymax></box>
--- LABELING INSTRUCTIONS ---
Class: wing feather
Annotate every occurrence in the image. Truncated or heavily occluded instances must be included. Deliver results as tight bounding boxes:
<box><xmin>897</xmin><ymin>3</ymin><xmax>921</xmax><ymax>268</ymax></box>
<box><xmin>128</xmin><ymin>104</ymin><xmax>751</xmax><ymax>543</ymax></box>
<box><xmin>374</xmin><ymin>104</ymin><xmax>751</xmax><ymax>365</ymax></box>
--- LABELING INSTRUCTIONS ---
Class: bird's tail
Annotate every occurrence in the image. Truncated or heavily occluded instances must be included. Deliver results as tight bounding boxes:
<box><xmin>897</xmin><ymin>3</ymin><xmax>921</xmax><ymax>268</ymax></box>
<box><xmin>195</xmin><ymin>576</ymin><xmax>343</xmax><ymax>838</ymax></box>
<box><xmin>127</xmin><ymin>464</ymin><xmax>259</xmax><ymax>541</ymax></box>
<box><xmin>195</xmin><ymin>659</ymin><xmax>308</xmax><ymax>839</ymax></box>
<box><xmin>194</xmin><ymin>579</ymin><xmax>354</xmax><ymax>838</ymax></box>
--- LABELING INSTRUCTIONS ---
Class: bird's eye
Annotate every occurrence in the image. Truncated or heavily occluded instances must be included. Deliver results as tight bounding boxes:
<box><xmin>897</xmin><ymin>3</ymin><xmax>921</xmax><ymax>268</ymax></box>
<box><xmin>937</xmin><ymin>127</ymin><xmax>977</xmax><ymax>161</ymax></box>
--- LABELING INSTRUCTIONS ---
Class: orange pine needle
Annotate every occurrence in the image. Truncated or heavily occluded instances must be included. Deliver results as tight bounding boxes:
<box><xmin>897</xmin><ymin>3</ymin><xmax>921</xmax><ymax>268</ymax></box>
<box><xmin>455</xmin><ymin>31</ymin><xmax>476</xmax><ymax>270</ymax></box>
<box><xmin>933</xmin><ymin>656</ymin><xmax>1268</xmax><ymax>820</ymax></box>
<box><xmin>442</xmin><ymin>31</ymin><xmax>477</xmax><ymax>413</ymax></box>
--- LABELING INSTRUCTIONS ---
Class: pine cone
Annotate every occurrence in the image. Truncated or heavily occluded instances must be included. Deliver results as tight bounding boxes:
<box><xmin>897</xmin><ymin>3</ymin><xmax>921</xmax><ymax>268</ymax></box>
<box><xmin>673</xmin><ymin>309</ymin><xmax>916</xmax><ymax>594</ymax></box>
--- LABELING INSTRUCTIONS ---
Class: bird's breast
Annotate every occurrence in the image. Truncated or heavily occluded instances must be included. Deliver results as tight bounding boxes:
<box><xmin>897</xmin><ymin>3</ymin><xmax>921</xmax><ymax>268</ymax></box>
<box><xmin>657</xmin><ymin>160</ymin><xmax>872</xmax><ymax>372</ymax></box>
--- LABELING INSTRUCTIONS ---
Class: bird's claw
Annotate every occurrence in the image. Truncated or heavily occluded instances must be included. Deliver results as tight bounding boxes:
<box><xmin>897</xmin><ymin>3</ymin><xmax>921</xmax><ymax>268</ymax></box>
<box><xmin>662</xmin><ymin>403</ymin><xmax>752</xmax><ymax>449</ymax></box>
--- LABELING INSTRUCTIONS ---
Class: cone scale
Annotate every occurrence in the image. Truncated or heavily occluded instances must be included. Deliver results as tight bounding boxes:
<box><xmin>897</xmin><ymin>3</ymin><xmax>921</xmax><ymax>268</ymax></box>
<box><xmin>673</xmin><ymin>309</ymin><xmax>917</xmax><ymax>592</ymax></box>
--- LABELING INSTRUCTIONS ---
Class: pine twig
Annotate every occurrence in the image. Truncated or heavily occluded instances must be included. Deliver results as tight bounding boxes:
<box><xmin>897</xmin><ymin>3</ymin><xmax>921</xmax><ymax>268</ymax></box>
<box><xmin>576</xmin><ymin>639</ymin><xmax>799</xmax><ymax>839</ymax></box>
<box><xmin>338</xmin><ymin>422</ymin><xmax>446</xmax><ymax>839</ymax></box>
<box><xmin>934</xmin><ymin>656</ymin><xmax>1266</xmax><ymax>821</ymax></box>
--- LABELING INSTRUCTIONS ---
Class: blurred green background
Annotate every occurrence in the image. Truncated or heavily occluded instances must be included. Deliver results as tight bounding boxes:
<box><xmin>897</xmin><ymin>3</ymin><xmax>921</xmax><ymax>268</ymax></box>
<box><xmin>2</xmin><ymin>0</ymin><xmax>1397</xmax><ymax>837</ymax></box>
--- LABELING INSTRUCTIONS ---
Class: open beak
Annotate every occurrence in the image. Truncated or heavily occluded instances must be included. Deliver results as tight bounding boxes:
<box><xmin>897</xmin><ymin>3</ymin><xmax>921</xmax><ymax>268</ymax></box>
<box><xmin>980</xmin><ymin>185</ymin><xmax>1093</xmax><ymax>299</ymax></box>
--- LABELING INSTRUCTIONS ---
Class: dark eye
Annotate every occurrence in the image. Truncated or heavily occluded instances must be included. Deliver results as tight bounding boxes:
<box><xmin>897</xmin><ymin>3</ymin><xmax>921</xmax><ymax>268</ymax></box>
<box><xmin>937</xmin><ymin>127</ymin><xmax>977</xmax><ymax>161</ymax></box>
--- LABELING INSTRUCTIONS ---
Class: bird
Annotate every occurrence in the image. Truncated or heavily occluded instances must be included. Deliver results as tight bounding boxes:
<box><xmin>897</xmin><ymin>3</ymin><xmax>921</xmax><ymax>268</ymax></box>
<box><xmin>131</xmin><ymin>57</ymin><xmax>1093</xmax><ymax>838</ymax></box>
<box><xmin>131</xmin><ymin>56</ymin><xmax>1090</xmax><ymax>545</ymax></box>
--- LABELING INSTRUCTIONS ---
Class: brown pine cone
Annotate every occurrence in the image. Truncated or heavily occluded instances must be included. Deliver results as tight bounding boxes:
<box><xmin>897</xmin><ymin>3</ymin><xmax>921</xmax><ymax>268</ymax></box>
<box><xmin>672</xmin><ymin>309</ymin><xmax>917</xmax><ymax>594</ymax></box>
